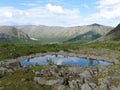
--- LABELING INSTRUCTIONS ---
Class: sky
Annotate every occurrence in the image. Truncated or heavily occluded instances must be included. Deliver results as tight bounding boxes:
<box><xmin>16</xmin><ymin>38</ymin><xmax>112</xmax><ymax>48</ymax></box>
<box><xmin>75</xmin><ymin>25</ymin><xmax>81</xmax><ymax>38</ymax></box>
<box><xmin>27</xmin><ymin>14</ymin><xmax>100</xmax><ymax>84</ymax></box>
<box><xmin>0</xmin><ymin>0</ymin><xmax>120</xmax><ymax>26</ymax></box>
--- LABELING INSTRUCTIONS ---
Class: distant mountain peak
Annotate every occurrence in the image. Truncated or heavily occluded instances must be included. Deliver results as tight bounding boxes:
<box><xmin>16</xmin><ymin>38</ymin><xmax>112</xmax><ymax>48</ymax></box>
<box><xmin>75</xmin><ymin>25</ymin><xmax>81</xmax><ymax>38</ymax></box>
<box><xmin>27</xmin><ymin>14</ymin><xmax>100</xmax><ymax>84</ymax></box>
<box><xmin>89</xmin><ymin>23</ymin><xmax>101</xmax><ymax>26</ymax></box>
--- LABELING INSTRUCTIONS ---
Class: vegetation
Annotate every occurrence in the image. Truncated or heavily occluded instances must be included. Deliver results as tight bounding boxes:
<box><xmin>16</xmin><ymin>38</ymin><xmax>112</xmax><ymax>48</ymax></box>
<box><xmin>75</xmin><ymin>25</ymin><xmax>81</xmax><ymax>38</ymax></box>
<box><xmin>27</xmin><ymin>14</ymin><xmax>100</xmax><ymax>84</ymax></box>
<box><xmin>0</xmin><ymin>42</ymin><xmax>81</xmax><ymax>60</ymax></box>
<box><xmin>85</xmin><ymin>42</ymin><xmax>120</xmax><ymax>52</ymax></box>
<box><xmin>0</xmin><ymin>66</ymin><xmax>53</xmax><ymax>90</ymax></box>
<box><xmin>0</xmin><ymin>41</ymin><xmax>120</xmax><ymax>60</ymax></box>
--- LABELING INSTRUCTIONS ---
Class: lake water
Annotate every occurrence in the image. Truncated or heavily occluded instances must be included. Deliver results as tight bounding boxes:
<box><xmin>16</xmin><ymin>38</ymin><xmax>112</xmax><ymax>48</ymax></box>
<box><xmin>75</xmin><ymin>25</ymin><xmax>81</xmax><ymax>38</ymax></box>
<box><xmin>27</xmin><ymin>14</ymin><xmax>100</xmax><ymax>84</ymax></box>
<box><xmin>20</xmin><ymin>54</ymin><xmax>111</xmax><ymax>66</ymax></box>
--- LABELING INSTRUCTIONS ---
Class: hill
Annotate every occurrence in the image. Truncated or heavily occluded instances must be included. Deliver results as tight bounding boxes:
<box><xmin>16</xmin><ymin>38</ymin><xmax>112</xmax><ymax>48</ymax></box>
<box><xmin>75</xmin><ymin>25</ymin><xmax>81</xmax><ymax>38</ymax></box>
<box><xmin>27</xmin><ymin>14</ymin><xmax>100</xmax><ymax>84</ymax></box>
<box><xmin>99</xmin><ymin>24</ymin><xmax>120</xmax><ymax>42</ymax></box>
<box><xmin>16</xmin><ymin>24</ymin><xmax>113</xmax><ymax>43</ymax></box>
<box><xmin>0</xmin><ymin>26</ymin><xmax>31</xmax><ymax>43</ymax></box>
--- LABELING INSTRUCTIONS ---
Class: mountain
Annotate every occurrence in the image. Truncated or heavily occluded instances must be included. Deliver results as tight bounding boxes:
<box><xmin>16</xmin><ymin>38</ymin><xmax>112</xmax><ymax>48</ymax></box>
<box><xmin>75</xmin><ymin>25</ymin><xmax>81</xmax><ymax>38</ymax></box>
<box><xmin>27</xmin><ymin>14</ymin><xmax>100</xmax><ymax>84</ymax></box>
<box><xmin>16</xmin><ymin>24</ymin><xmax>113</xmax><ymax>43</ymax></box>
<box><xmin>0</xmin><ymin>26</ymin><xmax>31</xmax><ymax>43</ymax></box>
<box><xmin>99</xmin><ymin>24</ymin><xmax>120</xmax><ymax>42</ymax></box>
<box><xmin>67</xmin><ymin>31</ymin><xmax>101</xmax><ymax>42</ymax></box>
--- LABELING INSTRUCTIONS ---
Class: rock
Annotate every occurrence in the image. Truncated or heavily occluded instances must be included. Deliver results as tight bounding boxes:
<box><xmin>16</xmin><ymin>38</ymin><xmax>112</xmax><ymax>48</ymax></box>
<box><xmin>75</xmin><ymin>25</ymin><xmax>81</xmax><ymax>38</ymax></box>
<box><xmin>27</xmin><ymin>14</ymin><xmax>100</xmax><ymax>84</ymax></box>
<box><xmin>53</xmin><ymin>85</ymin><xmax>65</xmax><ymax>90</ymax></box>
<box><xmin>98</xmin><ymin>77</ymin><xmax>111</xmax><ymax>90</ymax></box>
<box><xmin>88</xmin><ymin>83</ymin><xmax>98</xmax><ymax>90</ymax></box>
<box><xmin>110</xmin><ymin>86</ymin><xmax>119</xmax><ymax>90</ymax></box>
<box><xmin>46</xmin><ymin>79</ymin><xmax>60</xmax><ymax>85</ymax></box>
<box><xmin>78</xmin><ymin>70</ymin><xmax>92</xmax><ymax>83</ymax></box>
<box><xmin>34</xmin><ymin>77</ymin><xmax>46</xmax><ymax>85</ymax></box>
<box><xmin>69</xmin><ymin>80</ymin><xmax>81</xmax><ymax>90</ymax></box>
<box><xmin>62</xmin><ymin>78</ymin><xmax>69</xmax><ymax>85</ymax></box>
<box><xmin>34</xmin><ymin>77</ymin><xmax>61</xmax><ymax>86</ymax></box>
<box><xmin>68</xmin><ymin>65</ymin><xmax>84</xmax><ymax>73</ymax></box>
<box><xmin>34</xmin><ymin>71</ymin><xmax>43</xmax><ymax>77</ymax></box>
<box><xmin>81</xmin><ymin>83</ymin><xmax>92</xmax><ymax>90</ymax></box>
<box><xmin>81</xmin><ymin>83</ymin><xmax>98</xmax><ymax>90</ymax></box>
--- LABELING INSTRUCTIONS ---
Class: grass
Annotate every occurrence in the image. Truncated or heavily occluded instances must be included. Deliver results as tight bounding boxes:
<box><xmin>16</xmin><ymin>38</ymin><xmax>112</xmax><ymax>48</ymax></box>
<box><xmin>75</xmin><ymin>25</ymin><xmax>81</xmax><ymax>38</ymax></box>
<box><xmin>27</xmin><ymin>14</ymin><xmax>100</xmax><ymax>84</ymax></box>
<box><xmin>0</xmin><ymin>41</ymin><xmax>120</xmax><ymax>61</ymax></box>
<box><xmin>0</xmin><ymin>65</ymin><xmax>53</xmax><ymax>90</ymax></box>
<box><xmin>0</xmin><ymin>43</ymin><xmax>81</xmax><ymax>60</ymax></box>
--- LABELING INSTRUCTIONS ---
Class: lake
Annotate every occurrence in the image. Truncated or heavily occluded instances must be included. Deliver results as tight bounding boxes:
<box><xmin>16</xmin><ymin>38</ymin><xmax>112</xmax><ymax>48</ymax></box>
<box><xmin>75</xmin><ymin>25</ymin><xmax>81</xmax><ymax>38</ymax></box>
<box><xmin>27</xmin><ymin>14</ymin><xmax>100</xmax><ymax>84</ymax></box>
<box><xmin>20</xmin><ymin>54</ymin><xmax>111</xmax><ymax>66</ymax></box>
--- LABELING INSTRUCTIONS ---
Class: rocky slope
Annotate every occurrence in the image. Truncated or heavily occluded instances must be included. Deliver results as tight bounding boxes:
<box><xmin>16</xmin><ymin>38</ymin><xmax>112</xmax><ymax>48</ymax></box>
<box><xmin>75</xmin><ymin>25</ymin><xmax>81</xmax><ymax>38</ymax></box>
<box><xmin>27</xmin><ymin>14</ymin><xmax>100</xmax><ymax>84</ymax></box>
<box><xmin>0</xmin><ymin>26</ymin><xmax>31</xmax><ymax>43</ymax></box>
<box><xmin>16</xmin><ymin>24</ymin><xmax>113</xmax><ymax>43</ymax></box>
<box><xmin>0</xmin><ymin>60</ymin><xmax>120</xmax><ymax>90</ymax></box>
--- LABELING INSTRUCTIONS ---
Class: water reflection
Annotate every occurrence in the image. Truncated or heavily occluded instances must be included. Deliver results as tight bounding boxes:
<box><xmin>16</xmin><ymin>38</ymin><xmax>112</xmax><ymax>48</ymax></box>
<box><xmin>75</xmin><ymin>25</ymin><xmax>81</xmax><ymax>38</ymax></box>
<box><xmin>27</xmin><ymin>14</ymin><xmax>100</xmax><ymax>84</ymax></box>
<box><xmin>20</xmin><ymin>55</ymin><xmax>111</xmax><ymax>66</ymax></box>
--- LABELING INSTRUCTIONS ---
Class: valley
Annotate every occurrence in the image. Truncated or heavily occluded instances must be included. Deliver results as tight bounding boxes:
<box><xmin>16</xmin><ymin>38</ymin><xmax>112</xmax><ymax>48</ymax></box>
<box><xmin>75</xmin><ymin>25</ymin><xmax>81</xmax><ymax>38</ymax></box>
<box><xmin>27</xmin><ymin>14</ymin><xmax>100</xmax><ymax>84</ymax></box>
<box><xmin>0</xmin><ymin>23</ymin><xmax>120</xmax><ymax>90</ymax></box>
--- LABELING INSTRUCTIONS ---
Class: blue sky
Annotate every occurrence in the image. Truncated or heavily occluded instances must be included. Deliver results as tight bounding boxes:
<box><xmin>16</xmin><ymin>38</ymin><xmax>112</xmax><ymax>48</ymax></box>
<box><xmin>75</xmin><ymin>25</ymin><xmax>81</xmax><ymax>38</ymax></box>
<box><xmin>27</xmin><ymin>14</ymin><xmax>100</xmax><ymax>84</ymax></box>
<box><xmin>0</xmin><ymin>0</ymin><xmax>120</xmax><ymax>26</ymax></box>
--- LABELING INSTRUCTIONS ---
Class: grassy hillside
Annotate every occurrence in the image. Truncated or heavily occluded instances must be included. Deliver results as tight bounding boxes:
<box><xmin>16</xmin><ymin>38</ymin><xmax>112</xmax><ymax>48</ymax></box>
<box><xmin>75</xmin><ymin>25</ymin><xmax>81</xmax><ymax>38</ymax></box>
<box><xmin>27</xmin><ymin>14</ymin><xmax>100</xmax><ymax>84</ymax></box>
<box><xmin>67</xmin><ymin>31</ymin><xmax>101</xmax><ymax>42</ymax></box>
<box><xmin>99</xmin><ymin>24</ymin><xmax>120</xmax><ymax>42</ymax></box>
<box><xmin>16</xmin><ymin>24</ymin><xmax>113</xmax><ymax>43</ymax></box>
<box><xmin>0</xmin><ymin>26</ymin><xmax>31</xmax><ymax>43</ymax></box>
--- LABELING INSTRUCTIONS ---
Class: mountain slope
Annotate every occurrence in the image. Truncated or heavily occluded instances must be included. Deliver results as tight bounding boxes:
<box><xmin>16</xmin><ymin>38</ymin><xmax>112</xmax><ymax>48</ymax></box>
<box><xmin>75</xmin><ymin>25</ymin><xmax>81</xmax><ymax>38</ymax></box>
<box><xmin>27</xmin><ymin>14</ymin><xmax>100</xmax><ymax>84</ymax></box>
<box><xmin>67</xmin><ymin>31</ymin><xmax>101</xmax><ymax>42</ymax></box>
<box><xmin>99</xmin><ymin>24</ymin><xmax>120</xmax><ymax>42</ymax></box>
<box><xmin>0</xmin><ymin>26</ymin><xmax>31</xmax><ymax>43</ymax></box>
<box><xmin>16</xmin><ymin>24</ymin><xmax>113</xmax><ymax>43</ymax></box>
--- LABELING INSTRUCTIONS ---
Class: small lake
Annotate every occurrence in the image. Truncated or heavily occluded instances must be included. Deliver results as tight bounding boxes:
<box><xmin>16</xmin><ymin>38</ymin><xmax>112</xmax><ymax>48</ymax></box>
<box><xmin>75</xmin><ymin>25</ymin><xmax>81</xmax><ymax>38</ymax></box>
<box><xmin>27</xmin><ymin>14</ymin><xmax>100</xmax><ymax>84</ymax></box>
<box><xmin>20</xmin><ymin>54</ymin><xmax>111</xmax><ymax>66</ymax></box>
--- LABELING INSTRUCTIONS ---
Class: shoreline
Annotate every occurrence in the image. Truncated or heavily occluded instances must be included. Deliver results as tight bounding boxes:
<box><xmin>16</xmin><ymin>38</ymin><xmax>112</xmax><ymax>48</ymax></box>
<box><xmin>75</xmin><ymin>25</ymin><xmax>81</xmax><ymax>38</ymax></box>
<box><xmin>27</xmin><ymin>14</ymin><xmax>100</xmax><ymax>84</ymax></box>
<box><xmin>1</xmin><ymin>51</ymin><xmax>118</xmax><ymax>65</ymax></box>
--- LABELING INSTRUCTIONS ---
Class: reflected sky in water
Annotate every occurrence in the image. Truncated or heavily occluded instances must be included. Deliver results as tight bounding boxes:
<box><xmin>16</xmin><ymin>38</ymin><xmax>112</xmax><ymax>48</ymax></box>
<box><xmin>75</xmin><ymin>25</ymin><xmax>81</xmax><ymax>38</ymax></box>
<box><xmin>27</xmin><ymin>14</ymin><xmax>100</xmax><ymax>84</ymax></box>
<box><xmin>20</xmin><ymin>55</ymin><xmax>111</xmax><ymax>66</ymax></box>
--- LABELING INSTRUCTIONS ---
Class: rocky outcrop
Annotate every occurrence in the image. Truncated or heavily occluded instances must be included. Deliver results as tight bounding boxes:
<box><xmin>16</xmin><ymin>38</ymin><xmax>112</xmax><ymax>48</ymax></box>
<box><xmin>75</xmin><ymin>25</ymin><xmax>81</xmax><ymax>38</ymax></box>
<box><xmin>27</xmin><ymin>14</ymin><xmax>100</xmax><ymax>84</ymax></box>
<box><xmin>32</xmin><ymin>65</ymin><xmax>120</xmax><ymax>90</ymax></box>
<box><xmin>0</xmin><ymin>55</ymin><xmax>120</xmax><ymax>90</ymax></box>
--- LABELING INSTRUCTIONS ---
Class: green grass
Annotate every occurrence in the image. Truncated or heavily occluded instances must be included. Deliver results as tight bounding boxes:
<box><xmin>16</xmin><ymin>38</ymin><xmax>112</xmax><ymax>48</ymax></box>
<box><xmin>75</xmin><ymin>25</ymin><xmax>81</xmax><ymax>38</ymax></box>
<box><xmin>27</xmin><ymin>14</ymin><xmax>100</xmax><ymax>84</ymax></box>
<box><xmin>0</xmin><ymin>66</ymin><xmax>53</xmax><ymax>90</ymax></box>
<box><xmin>86</xmin><ymin>42</ymin><xmax>120</xmax><ymax>52</ymax></box>
<box><xmin>0</xmin><ymin>43</ymin><xmax>81</xmax><ymax>60</ymax></box>
<box><xmin>0</xmin><ymin>41</ymin><xmax>119</xmax><ymax>61</ymax></box>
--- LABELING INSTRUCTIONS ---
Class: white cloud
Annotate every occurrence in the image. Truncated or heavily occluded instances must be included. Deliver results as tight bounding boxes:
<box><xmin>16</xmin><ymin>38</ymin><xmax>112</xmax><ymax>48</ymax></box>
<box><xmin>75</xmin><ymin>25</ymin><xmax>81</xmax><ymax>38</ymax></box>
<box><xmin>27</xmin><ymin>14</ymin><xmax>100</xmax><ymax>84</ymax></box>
<box><xmin>97</xmin><ymin>0</ymin><xmax>120</xmax><ymax>8</ymax></box>
<box><xmin>91</xmin><ymin>0</ymin><xmax>120</xmax><ymax>20</ymax></box>
<box><xmin>85</xmin><ymin>0</ymin><xmax>120</xmax><ymax>26</ymax></box>
<box><xmin>4</xmin><ymin>11</ymin><xmax>13</xmax><ymax>18</ymax></box>
<box><xmin>46</xmin><ymin>3</ymin><xmax>65</xmax><ymax>14</ymax></box>
<box><xmin>0</xmin><ymin>4</ymin><xmax>80</xmax><ymax>25</ymax></box>
<box><xmin>20</xmin><ymin>3</ymin><xmax>37</xmax><ymax>6</ymax></box>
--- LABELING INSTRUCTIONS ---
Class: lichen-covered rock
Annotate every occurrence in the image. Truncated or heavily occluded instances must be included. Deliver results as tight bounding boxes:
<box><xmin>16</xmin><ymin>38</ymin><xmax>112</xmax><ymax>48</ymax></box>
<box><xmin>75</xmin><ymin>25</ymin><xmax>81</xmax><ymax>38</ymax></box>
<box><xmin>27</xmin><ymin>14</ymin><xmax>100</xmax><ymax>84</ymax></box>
<box><xmin>98</xmin><ymin>77</ymin><xmax>111</xmax><ymax>90</ymax></box>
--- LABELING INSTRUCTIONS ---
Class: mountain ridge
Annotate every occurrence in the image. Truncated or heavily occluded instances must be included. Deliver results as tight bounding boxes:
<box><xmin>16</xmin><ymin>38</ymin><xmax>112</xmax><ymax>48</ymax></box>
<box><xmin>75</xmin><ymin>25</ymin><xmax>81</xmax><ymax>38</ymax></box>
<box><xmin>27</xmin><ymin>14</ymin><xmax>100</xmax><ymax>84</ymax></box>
<box><xmin>0</xmin><ymin>26</ymin><xmax>31</xmax><ymax>43</ymax></box>
<box><xmin>98</xmin><ymin>24</ymin><xmax>120</xmax><ymax>42</ymax></box>
<box><xmin>16</xmin><ymin>24</ymin><xmax>113</xmax><ymax>43</ymax></box>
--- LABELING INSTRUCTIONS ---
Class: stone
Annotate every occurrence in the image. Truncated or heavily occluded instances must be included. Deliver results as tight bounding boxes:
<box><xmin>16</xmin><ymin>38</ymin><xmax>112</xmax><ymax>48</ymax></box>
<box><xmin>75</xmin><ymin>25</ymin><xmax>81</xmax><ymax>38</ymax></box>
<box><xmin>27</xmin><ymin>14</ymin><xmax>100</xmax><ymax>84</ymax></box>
<box><xmin>34</xmin><ymin>77</ymin><xmax>61</xmax><ymax>86</ymax></box>
<box><xmin>69</xmin><ymin>80</ymin><xmax>81</xmax><ymax>90</ymax></box>
<box><xmin>78</xmin><ymin>70</ymin><xmax>92</xmax><ymax>83</ymax></box>
<box><xmin>53</xmin><ymin>85</ymin><xmax>65</xmax><ymax>90</ymax></box>
<box><xmin>98</xmin><ymin>77</ymin><xmax>111</xmax><ymax>90</ymax></box>
<box><xmin>34</xmin><ymin>77</ymin><xmax>46</xmax><ymax>85</ymax></box>
<box><xmin>46</xmin><ymin>79</ymin><xmax>60</xmax><ymax>86</ymax></box>
<box><xmin>81</xmin><ymin>83</ymin><xmax>92</xmax><ymax>90</ymax></box>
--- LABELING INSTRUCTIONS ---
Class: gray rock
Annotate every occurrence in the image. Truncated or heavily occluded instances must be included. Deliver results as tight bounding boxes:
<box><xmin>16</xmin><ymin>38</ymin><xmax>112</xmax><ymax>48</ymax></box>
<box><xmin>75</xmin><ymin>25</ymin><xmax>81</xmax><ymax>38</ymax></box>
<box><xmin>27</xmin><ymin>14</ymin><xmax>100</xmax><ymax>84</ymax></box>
<box><xmin>34</xmin><ymin>71</ymin><xmax>43</xmax><ymax>77</ymax></box>
<box><xmin>88</xmin><ymin>83</ymin><xmax>98</xmax><ymax>90</ymax></box>
<box><xmin>34</xmin><ymin>77</ymin><xmax>61</xmax><ymax>86</ymax></box>
<box><xmin>53</xmin><ymin>85</ymin><xmax>65</xmax><ymax>90</ymax></box>
<box><xmin>69</xmin><ymin>80</ymin><xmax>81</xmax><ymax>90</ymax></box>
<box><xmin>78</xmin><ymin>70</ymin><xmax>92</xmax><ymax>83</ymax></box>
<box><xmin>46</xmin><ymin>79</ymin><xmax>60</xmax><ymax>85</ymax></box>
<box><xmin>81</xmin><ymin>83</ymin><xmax>93</xmax><ymax>90</ymax></box>
<box><xmin>34</xmin><ymin>77</ymin><xmax>46</xmax><ymax>85</ymax></box>
<box><xmin>98</xmin><ymin>77</ymin><xmax>111</xmax><ymax>90</ymax></box>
